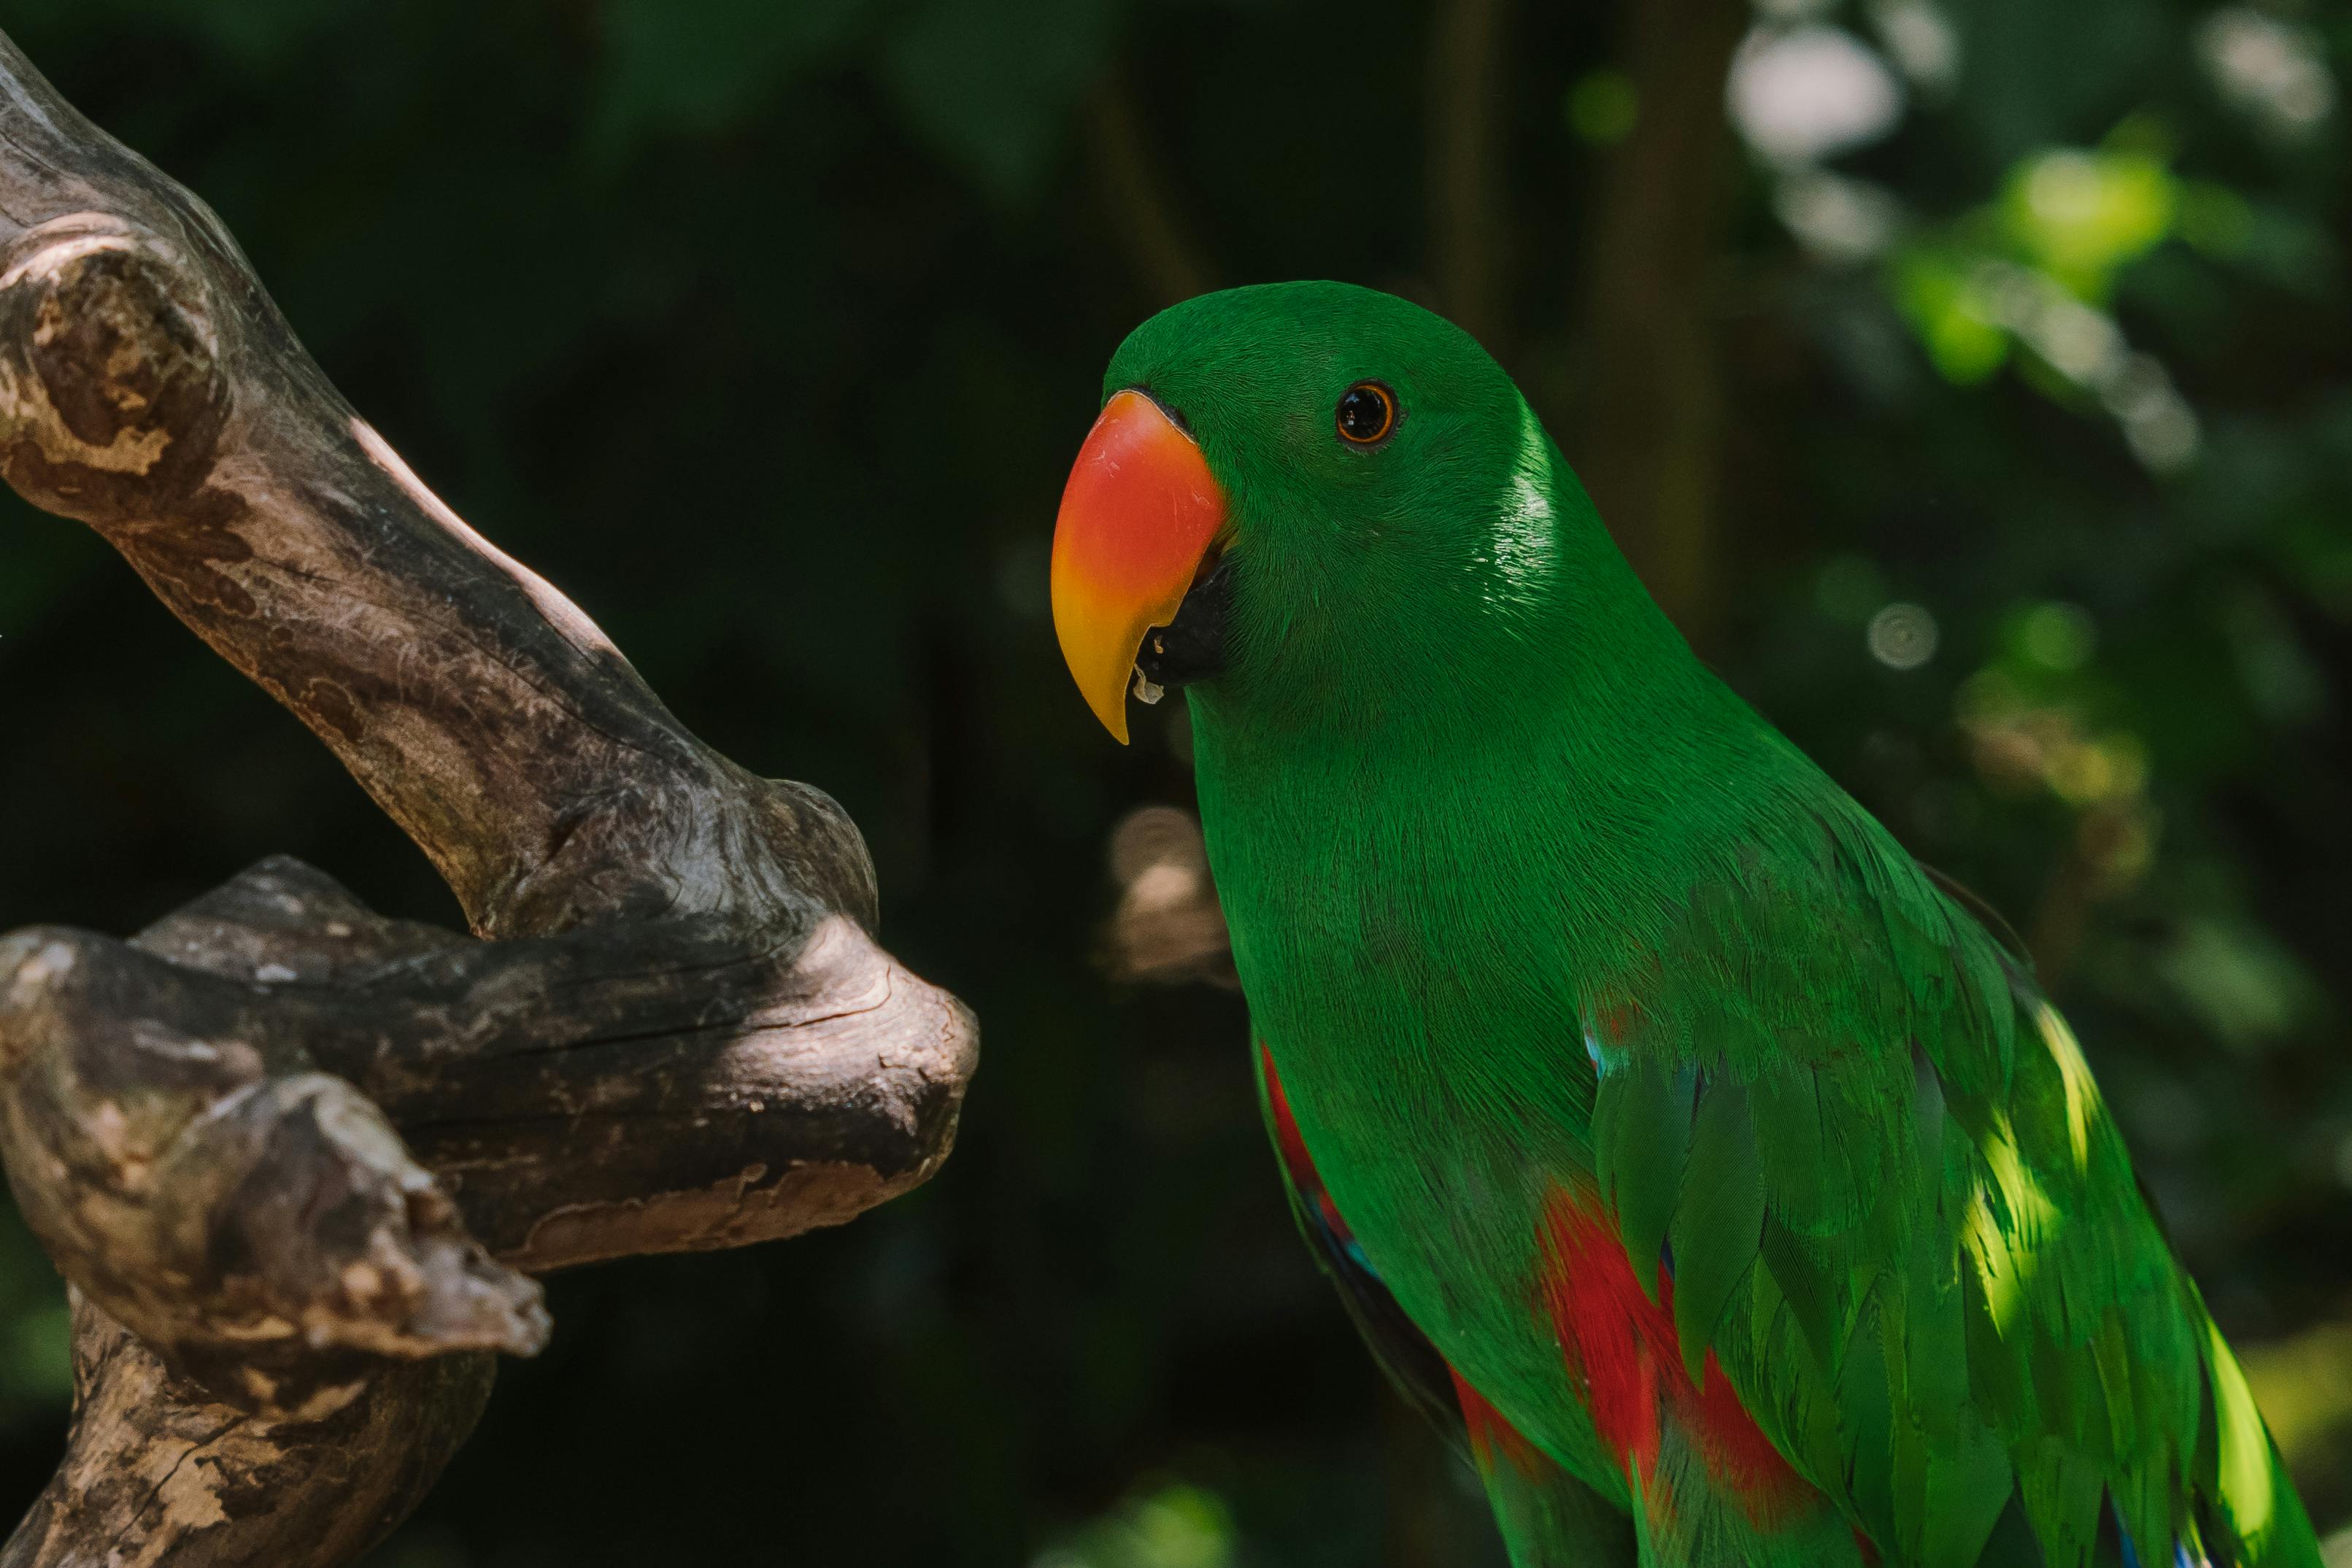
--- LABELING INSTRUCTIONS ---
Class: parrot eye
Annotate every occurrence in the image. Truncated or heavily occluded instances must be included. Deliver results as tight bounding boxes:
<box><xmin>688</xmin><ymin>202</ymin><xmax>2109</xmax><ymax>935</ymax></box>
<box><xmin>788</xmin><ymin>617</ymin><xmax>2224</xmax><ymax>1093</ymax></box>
<box><xmin>1335</xmin><ymin>382</ymin><xmax>1398</xmax><ymax>445</ymax></box>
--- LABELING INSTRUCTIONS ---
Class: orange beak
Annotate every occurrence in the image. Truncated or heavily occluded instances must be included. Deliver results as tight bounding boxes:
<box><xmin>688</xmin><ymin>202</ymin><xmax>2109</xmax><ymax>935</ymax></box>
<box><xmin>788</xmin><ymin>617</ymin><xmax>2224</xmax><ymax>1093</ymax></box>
<box><xmin>1051</xmin><ymin>389</ymin><xmax>1228</xmax><ymax>743</ymax></box>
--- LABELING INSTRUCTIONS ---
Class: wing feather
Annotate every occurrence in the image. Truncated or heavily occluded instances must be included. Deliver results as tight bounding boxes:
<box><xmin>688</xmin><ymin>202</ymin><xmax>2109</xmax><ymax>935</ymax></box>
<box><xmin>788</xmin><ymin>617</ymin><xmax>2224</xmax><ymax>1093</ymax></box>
<box><xmin>1254</xmin><ymin>1040</ymin><xmax>1465</xmax><ymax>1445</ymax></box>
<box><xmin>1586</xmin><ymin>804</ymin><xmax>2316</xmax><ymax>1567</ymax></box>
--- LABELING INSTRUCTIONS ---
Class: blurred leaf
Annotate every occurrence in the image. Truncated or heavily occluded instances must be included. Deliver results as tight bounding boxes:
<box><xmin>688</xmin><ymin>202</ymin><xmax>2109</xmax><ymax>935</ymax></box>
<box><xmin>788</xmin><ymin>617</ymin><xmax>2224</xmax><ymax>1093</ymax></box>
<box><xmin>1998</xmin><ymin>147</ymin><xmax>2175</xmax><ymax>299</ymax></box>
<box><xmin>1034</xmin><ymin>1483</ymin><xmax>1240</xmax><ymax>1568</ymax></box>
<box><xmin>1943</xmin><ymin>0</ymin><xmax>2167</xmax><ymax>165</ymax></box>
<box><xmin>1892</xmin><ymin>246</ymin><xmax>2009</xmax><ymax>383</ymax></box>
<box><xmin>591</xmin><ymin>0</ymin><xmax>873</xmax><ymax>151</ymax></box>
<box><xmin>1565</xmin><ymin>69</ymin><xmax>1639</xmax><ymax>145</ymax></box>
<box><xmin>0</xmin><ymin>501</ymin><xmax>108</xmax><ymax>646</ymax></box>
<box><xmin>877</xmin><ymin>0</ymin><xmax>1122</xmax><ymax>204</ymax></box>
<box><xmin>2157</xmin><ymin>916</ymin><xmax>2325</xmax><ymax>1054</ymax></box>
<box><xmin>1</xmin><ymin>0</ymin><xmax>363</xmax><ymax>69</ymax></box>
<box><xmin>0</xmin><ymin>1205</ymin><xmax>67</xmax><ymax>1435</ymax></box>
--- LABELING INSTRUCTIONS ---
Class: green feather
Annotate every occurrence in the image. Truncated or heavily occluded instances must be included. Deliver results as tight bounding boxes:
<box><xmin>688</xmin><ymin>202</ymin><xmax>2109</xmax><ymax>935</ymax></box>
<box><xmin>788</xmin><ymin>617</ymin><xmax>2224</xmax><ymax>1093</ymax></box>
<box><xmin>1759</xmin><ymin>1211</ymin><xmax>1843</xmax><ymax>1378</ymax></box>
<box><xmin>2017</xmin><ymin>1434</ymin><xmax>2106</xmax><ymax>1568</ymax></box>
<box><xmin>1919</xmin><ymin>1418</ymin><xmax>2012</xmax><ymax>1568</ymax></box>
<box><xmin>1668</xmin><ymin>1079</ymin><xmax>1765</xmax><ymax>1383</ymax></box>
<box><xmin>2092</xmin><ymin>1308</ymin><xmax>2140</xmax><ymax>1461</ymax></box>
<box><xmin>1595</xmin><ymin>1052</ymin><xmax>1692</xmax><ymax>1301</ymax></box>
<box><xmin>1839</xmin><ymin>1288</ymin><xmax>1900</xmax><ymax>1541</ymax></box>
<box><xmin>1754</xmin><ymin>1065</ymin><xmax>1872</xmax><ymax>1237</ymax></box>
<box><xmin>1959</xmin><ymin>1245</ymin><xmax>2035</xmax><ymax>1438</ymax></box>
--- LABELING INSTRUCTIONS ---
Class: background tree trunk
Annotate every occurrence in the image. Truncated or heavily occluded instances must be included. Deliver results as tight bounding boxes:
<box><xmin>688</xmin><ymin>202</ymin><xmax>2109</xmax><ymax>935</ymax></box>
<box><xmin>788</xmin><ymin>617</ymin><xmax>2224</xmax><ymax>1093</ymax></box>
<box><xmin>1564</xmin><ymin>0</ymin><xmax>1748</xmax><ymax>649</ymax></box>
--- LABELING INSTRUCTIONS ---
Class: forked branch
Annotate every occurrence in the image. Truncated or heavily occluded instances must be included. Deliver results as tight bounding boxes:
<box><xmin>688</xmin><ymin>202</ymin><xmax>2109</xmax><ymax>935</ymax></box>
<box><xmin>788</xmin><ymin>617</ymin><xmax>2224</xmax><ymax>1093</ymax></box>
<box><xmin>0</xmin><ymin>27</ymin><xmax>977</xmax><ymax>1566</ymax></box>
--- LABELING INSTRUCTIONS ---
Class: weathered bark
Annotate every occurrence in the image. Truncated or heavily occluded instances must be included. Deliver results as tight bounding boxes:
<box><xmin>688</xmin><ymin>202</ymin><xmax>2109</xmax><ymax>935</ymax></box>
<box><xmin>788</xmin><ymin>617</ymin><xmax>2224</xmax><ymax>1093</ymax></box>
<box><xmin>0</xmin><ymin>25</ymin><xmax>976</xmax><ymax>1565</ymax></box>
<box><xmin>1</xmin><ymin>1296</ymin><xmax>497</xmax><ymax>1568</ymax></box>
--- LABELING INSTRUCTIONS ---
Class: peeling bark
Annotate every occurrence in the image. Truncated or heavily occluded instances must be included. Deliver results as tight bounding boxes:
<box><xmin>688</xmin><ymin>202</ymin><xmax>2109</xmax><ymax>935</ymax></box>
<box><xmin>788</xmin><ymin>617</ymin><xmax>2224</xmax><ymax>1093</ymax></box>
<box><xmin>2</xmin><ymin>1297</ymin><xmax>496</xmax><ymax>1568</ymax></box>
<box><xmin>0</xmin><ymin>26</ymin><xmax>976</xmax><ymax>1564</ymax></box>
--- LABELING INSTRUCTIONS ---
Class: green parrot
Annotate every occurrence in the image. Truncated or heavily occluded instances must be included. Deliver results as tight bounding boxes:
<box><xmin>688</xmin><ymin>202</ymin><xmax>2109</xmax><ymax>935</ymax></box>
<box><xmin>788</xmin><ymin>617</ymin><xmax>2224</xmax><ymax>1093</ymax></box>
<box><xmin>1047</xmin><ymin>282</ymin><xmax>2318</xmax><ymax>1568</ymax></box>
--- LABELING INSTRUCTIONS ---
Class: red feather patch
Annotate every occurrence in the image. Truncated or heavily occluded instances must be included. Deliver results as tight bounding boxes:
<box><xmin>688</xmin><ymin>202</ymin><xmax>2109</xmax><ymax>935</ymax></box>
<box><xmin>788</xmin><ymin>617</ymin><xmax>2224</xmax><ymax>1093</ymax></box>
<box><xmin>1261</xmin><ymin>1041</ymin><xmax>1354</xmax><ymax>1243</ymax></box>
<box><xmin>1450</xmin><ymin>1367</ymin><xmax>1553</xmax><ymax>1478</ymax></box>
<box><xmin>1540</xmin><ymin>1190</ymin><xmax>1811</xmax><ymax>1526</ymax></box>
<box><xmin>1262</xmin><ymin>1043</ymin><xmax>1820</xmax><ymax>1534</ymax></box>
<box><xmin>1541</xmin><ymin>1198</ymin><xmax>1668</xmax><ymax>1478</ymax></box>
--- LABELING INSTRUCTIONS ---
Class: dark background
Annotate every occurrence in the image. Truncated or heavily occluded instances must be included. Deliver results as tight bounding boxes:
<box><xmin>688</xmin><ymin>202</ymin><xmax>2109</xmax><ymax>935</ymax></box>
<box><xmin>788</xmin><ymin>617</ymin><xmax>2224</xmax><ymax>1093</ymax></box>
<box><xmin>1</xmin><ymin>0</ymin><xmax>2350</xmax><ymax>1563</ymax></box>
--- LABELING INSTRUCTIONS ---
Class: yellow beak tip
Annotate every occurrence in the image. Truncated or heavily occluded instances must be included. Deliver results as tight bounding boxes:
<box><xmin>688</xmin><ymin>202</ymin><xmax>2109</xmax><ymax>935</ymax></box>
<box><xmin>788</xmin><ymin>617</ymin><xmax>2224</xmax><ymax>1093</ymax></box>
<box><xmin>1095</xmin><ymin>694</ymin><xmax>1133</xmax><ymax>745</ymax></box>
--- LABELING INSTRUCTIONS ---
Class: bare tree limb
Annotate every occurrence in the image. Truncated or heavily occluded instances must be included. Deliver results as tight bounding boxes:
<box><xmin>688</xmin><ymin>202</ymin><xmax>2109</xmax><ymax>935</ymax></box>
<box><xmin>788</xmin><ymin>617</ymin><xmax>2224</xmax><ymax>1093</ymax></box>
<box><xmin>2</xmin><ymin>1295</ymin><xmax>496</xmax><ymax>1568</ymax></box>
<box><xmin>0</xmin><ymin>25</ymin><xmax>978</xmax><ymax>1564</ymax></box>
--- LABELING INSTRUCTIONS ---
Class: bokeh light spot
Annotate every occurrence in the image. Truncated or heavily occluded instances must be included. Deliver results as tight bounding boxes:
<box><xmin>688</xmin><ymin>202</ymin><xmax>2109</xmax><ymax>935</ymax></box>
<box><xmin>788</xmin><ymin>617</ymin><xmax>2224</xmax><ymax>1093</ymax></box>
<box><xmin>1867</xmin><ymin>601</ymin><xmax>1939</xmax><ymax>669</ymax></box>
<box><xmin>2020</xmin><ymin>602</ymin><xmax>2096</xmax><ymax>671</ymax></box>
<box><xmin>1566</xmin><ymin>70</ymin><xmax>1640</xmax><ymax>144</ymax></box>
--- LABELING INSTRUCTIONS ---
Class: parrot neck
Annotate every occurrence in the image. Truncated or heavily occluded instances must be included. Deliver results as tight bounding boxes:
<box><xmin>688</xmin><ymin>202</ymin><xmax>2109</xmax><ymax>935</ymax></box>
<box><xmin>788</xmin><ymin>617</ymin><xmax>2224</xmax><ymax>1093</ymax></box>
<box><xmin>1181</xmin><ymin>578</ymin><xmax>1811</xmax><ymax>1111</ymax></box>
<box><xmin>1184</xmin><ymin>544</ymin><xmax>1768</xmax><ymax>883</ymax></box>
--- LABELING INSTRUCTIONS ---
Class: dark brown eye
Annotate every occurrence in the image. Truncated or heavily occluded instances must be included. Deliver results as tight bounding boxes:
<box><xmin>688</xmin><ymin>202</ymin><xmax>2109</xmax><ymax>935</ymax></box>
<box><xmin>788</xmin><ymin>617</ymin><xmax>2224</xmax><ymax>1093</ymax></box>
<box><xmin>1335</xmin><ymin>381</ymin><xmax>1397</xmax><ymax>445</ymax></box>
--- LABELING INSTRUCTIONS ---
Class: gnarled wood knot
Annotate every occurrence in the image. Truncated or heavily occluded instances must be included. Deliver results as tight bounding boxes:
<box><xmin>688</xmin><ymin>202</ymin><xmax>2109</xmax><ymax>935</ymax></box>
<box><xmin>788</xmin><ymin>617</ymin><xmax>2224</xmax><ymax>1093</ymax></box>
<box><xmin>0</xmin><ymin>214</ymin><xmax>228</xmax><ymax>520</ymax></box>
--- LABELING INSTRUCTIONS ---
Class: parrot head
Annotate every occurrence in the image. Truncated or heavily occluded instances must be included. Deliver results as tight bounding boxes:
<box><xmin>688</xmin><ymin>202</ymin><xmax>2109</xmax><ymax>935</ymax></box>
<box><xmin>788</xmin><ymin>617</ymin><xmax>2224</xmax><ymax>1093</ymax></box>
<box><xmin>1051</xmin><ymin>280</ymin><xmax>1633</xmax><ymax>744</ymax></box>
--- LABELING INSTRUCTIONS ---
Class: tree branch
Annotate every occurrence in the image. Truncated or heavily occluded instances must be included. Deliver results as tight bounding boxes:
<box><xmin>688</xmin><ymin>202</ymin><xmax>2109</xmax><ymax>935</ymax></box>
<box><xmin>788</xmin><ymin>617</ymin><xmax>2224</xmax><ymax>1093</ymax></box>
<box><xmin>0</xmin><ymin>26</ymin><xmax>977</xmax><ymax>1564</ymax></box>
<box><xmin>3</xmin><ymin>1295</ymin><xmax>496</xmax><ymax>1568</ymax></box>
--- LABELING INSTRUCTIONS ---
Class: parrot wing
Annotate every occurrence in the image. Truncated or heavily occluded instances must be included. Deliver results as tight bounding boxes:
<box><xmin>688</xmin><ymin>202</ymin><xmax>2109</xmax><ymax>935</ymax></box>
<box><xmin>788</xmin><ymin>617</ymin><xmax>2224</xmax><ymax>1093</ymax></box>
<box><xmin>1579</xmin><ymin>804</ymin><xmax>2316</xmax><ymax>1568</ymax></box>
<box><xmin>1256</xmin><ymin>1040</ymin><xmax>1634</xmax><ymax>1567</ymax></box>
